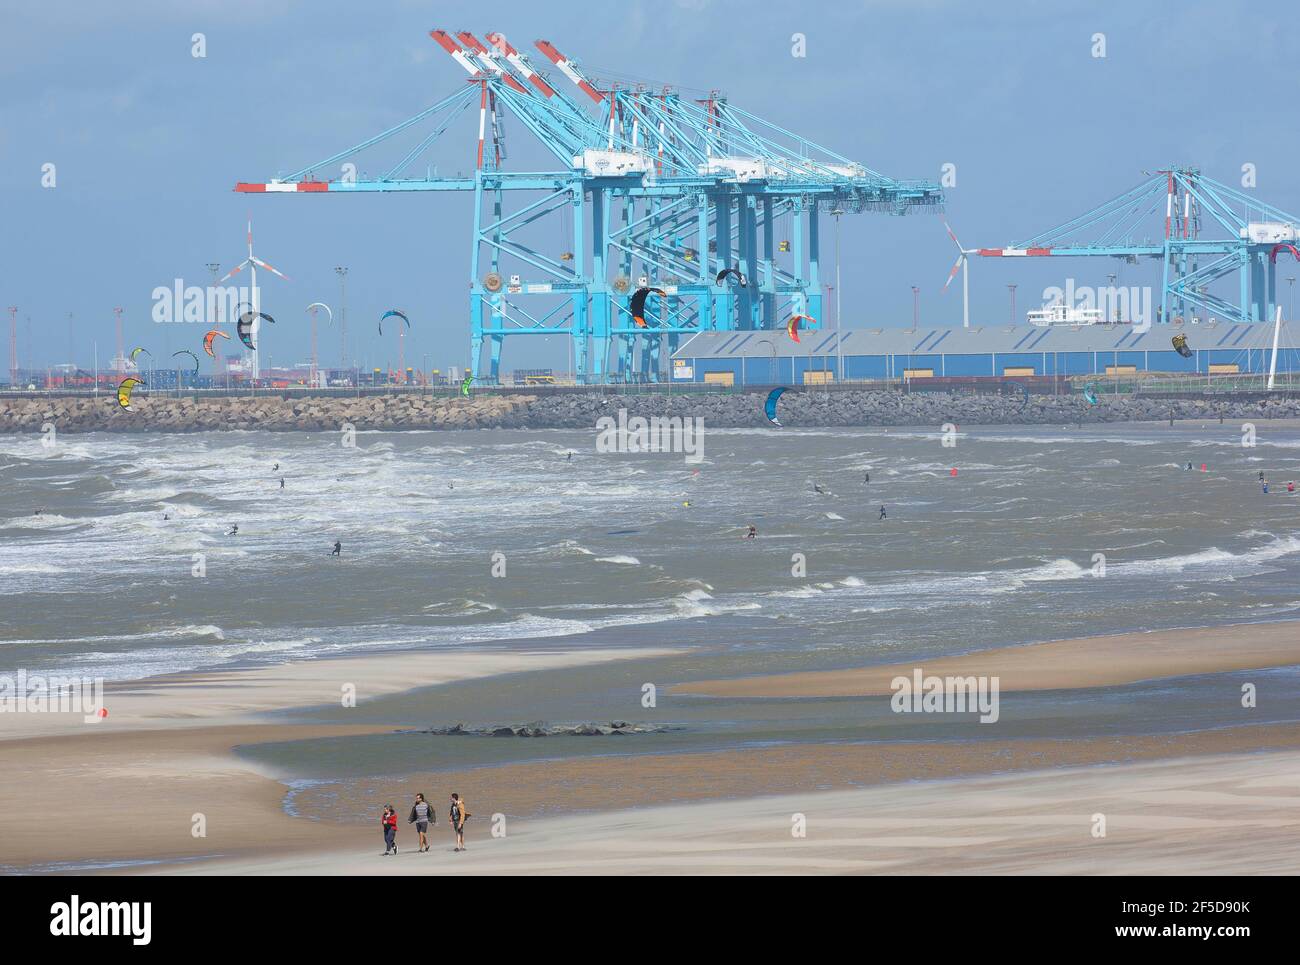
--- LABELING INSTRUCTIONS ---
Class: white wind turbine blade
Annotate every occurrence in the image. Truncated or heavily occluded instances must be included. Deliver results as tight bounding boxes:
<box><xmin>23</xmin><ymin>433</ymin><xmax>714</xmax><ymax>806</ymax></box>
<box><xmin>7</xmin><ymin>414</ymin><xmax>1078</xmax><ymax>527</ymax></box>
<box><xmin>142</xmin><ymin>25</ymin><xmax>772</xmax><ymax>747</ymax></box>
<box><xmin>250</xmin><ymin>256</ymin><xmax>289</xmax><ymax>281</ymax></box>
<box><xmin>219</xmin><ymin>259</ymin><xmax>252</xmax><ymax>283</ymax></box>
<box><xmin>942</xmin><ymin>218</ymin><xmax>966</xmax><ymax>253</ymax></box>
<box><xmin>942</xmin><ymin>252</ymin><xmax>965</xmax><ymax>292</ymax></box>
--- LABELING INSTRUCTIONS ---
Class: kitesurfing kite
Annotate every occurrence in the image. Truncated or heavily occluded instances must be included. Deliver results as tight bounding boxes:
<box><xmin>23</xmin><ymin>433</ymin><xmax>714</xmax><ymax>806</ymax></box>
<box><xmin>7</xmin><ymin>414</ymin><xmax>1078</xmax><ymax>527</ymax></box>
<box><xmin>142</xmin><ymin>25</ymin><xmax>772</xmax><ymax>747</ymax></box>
<box><xmin>764</xmin><ymin>386</ymin><xmax>788</xmax><ymax>427</ymax></box>
<box><xmin>460</xmin><ymin>374</ymin><xmax>474</xmax><ymax>397</ymax></box>
<box><xmin>716</xmin><ymin>267</ymin><xmax>747</xmax><ymax>287</ymax></box>
<box><xmin>306</xmin><ymin>302</ymin><xmax>334</xmax><ymax>324</ymax></box>
<box><xmin>630</xmin><ymin>287</ymin><xmax>666</xmax><ymax>328</ymax></box>
<box><xmin>1082</xmin><ymin>382</ymin><xmax>1099</xmax><ymax>405</ymax></box>
<box><xmin>172</xmin><ymin>350</ymin><xmax>200</xmax><ymax>376</ymax></box>
<box><xmin>237</xmin><ymin>310</ymin><xmax>274</xmax><ymax>350</ymax></box>
<box><xmin>202</xmin><ymin>329</ymin><xmax>230</xmax><ymax>357</ymax></box>
<box><xmin>1172</xmin><ymin>333</ymin><xmax>1193</xmax><ymax>358</ymax></box>
<box><xmin>786</xmin><ymin>314</ymin><xmax>813</xmax><ymax>344</ymax></box>
<box><xmin>379</xmin><ymin>309</ymin><xmax>409</xmax><ymax>335</ymax></box>
<box><xmin>129</xmin><ymin>347</ymin><xmax>151</xmax><ymax>365</ymax></box>
<box><xmin>116</xmin><ymin>377</ymin><xmax>144</xmax><ymax>410</ymax></box>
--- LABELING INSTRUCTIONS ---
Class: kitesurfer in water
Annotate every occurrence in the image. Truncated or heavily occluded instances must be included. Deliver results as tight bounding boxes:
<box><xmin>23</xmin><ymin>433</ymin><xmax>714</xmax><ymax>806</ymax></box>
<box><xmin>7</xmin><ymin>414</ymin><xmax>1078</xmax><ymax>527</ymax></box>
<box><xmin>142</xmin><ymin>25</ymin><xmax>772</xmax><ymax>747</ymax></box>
<box><xmin>864</xmin><ymin>472</ymin><xmax>870</xmax><ymax>484</ymax></box>
<box><xmin>280</xmin><ymin>477</ymin><xmax>285</xmax><ymax>489</ymax></box>
<box><xmin>744</xmin><ymin>525</ymin><xmax>757</xmax><ymax>540</ymax></box>
<box><xmin>331</xmin><ymin>540</ymin><xmax>341</xmax><ymax>557</ymax></box>
<box><xmin>813</xmin><ymin>482</ymin><xmax>828</xmax><ymax>495</ymax></box>
<box><xmin>879</xmin><ymin>505</ymin><xmax>887</xmax><ymax>520</ymax></box>
<box><xmin>227</xmin><ymin>524</ymin><xmax>239</xmax><ymax>536</ymax></box>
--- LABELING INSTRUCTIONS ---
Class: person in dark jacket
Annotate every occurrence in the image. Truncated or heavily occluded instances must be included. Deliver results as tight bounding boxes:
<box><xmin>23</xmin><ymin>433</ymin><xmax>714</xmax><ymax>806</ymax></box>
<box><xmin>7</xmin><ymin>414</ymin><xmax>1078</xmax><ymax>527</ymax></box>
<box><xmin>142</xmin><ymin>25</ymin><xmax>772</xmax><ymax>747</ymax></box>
<box><xmin>381</xmin><ymin>804</ymin><xmax>398</xmax><ymax>855</ymax></box>
<box><xmin>408</xmin><ymin>793</ymin><xmax>435</xmax><ymax>853</ymax></box>
<box><xmin>449</xmin><ymin>793</ymin><xmax>471</xmax><ymax>852</ymax></box>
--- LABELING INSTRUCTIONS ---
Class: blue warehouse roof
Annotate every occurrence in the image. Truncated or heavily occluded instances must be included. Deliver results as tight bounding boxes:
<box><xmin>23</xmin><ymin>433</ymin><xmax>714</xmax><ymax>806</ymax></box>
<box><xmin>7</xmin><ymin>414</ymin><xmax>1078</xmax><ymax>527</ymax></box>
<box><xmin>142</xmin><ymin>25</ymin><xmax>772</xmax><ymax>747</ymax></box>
<box><xmin>673</xmin><ymin>321</ymin><xmax>1299</xmax><ymax>360</ymax></box>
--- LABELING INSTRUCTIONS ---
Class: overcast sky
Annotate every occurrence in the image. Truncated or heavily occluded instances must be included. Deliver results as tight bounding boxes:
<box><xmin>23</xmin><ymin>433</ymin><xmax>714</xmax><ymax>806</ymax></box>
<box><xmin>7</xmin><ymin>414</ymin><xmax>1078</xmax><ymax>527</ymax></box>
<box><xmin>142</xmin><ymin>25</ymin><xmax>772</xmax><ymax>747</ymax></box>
<box><xmin>4</xmin><ymin>0</ymin><xmax>1298</xmax><ymax>372</ymax></box>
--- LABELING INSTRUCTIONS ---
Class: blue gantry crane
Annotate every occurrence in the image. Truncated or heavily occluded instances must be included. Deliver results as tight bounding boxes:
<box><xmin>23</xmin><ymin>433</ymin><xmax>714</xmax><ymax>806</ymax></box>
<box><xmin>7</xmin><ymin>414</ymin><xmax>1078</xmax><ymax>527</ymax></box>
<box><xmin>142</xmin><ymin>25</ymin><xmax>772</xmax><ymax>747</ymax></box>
<box><xmin>976</xmin><ymin>167</ymin><xmax>1300</xmax><ymax>325</ymax></box>
<box><xmin>235</xmin><ymin>29</ymin><xmax>941</xmax><ymax>384</ymax></box>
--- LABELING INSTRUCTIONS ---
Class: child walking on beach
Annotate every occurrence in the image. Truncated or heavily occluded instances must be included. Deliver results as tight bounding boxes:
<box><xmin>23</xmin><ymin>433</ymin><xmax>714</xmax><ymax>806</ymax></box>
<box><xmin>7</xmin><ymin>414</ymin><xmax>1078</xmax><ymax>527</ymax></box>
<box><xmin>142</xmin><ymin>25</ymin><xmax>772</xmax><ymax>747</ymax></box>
<box><xmin>381</xmin><ymin>804</ymin><xmax>399</xmax><ymax>855</ymax></box>
<box><xmin>449</xmin><ymin>793</ymin><xmax>471</xmax><ymax>852</ymax></box>
<box><xmin>408</xmin><ymin>792</ymin><xmax>435</xmax><ymax>852</ymax></box>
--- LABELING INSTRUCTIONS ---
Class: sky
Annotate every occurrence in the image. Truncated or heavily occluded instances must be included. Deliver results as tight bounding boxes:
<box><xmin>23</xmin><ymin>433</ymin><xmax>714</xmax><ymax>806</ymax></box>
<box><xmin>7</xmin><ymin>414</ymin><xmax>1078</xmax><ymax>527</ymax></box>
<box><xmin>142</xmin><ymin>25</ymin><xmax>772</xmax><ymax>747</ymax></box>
<box><xmin>3</xmin><ymin>0</ymin><xmax>1299</xmax><ymax>374</ymax></box>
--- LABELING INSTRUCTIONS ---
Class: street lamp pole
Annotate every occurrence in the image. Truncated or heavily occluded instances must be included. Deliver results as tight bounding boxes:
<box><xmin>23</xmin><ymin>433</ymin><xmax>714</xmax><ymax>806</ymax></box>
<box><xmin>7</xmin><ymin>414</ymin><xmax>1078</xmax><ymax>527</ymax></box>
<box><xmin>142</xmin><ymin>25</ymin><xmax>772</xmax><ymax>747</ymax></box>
<box><xmin>335</xmin><ymin>267</ymin><xmax>348</xmax><ymax>378</ymax></box>
<box><xmin>1008</xmin><ymin>284</ymin><xmax>1017</xmax><ymax>325</ymax></box>
<box><xmin>831</xmin><ymin>207</ymin><xmax>844</xmax><ymax>383</ymax></box>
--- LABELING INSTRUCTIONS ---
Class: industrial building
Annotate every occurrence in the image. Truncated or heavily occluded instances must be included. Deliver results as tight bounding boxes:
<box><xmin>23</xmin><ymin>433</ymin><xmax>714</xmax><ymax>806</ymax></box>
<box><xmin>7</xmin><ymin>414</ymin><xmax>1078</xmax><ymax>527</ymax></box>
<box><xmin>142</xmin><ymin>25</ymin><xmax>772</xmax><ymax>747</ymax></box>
<box><xmin>670</xmin><ymin>321</ymin><xmax>1300</xmax><ymax>386</ymax></box>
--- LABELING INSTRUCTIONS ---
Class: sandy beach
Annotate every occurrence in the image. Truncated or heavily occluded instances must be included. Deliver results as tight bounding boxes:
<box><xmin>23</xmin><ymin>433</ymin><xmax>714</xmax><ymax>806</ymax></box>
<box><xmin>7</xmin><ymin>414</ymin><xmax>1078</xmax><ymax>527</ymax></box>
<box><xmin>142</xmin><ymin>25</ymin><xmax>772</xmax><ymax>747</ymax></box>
<box><xmin>677</xmin><ymin>622</ymin><xmax>1300</xmax><ymax>698</ymax></box>
<box><xmin>171</xmin><ymin>749</ymin><xmax>1300</xmax><ymax>876</ymax></box>
<box><xmin>0</xmin><ymin>646</ymin><xmax>673</xmax><ymax>870</ymax></box>
<box><xmin>3</xmin><ymin>622</ymin><xmax>1299</xmax><ymax>874</ymax></box>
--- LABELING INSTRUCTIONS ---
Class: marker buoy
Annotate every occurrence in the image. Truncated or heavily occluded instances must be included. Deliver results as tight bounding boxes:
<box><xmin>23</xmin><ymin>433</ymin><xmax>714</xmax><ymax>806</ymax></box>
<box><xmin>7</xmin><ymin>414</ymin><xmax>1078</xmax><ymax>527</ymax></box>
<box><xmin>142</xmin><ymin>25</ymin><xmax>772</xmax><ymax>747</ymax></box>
<box><xmin>1201</xmin><ymin>464</ymin><xmax>1207</xmax><ymax>472</ymax></box>
<box><xmin>950</xmin><ymin>468</ymin><xmax>958</xmax><ymax>477</ymax></box>
<box><xmin>98</xmin><ymin>707</ymin><xmax>108</xmax><ymax>719</ymax></box>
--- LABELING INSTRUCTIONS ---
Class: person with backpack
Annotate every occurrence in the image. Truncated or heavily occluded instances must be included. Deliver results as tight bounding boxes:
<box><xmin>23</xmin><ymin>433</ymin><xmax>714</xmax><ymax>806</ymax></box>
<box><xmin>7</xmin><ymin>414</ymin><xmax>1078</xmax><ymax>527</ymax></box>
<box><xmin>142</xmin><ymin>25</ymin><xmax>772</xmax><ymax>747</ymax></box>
<box><xmin>449</xmin><ymin>793</ymin><xmax>472</xmax><ymax>852</ymax></box>
<box><xmin>381</xmin><ymin>804</ymin><xmax>399</xmax><ymax>856</ymax></box>
<box><xmin>408</xmin><ymin>792</ymin><xmax>435</xmax><ymax>853</ymax></box>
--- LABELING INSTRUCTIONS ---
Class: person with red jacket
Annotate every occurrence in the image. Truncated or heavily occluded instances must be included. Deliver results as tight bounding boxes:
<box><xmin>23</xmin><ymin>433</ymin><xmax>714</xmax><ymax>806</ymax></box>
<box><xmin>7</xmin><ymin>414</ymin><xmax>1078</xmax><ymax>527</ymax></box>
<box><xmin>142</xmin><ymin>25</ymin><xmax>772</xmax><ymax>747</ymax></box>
<box><xmin>381</xmin><ymin>804</ymin><xmax>399</xmax><ymax>856</ymax></box>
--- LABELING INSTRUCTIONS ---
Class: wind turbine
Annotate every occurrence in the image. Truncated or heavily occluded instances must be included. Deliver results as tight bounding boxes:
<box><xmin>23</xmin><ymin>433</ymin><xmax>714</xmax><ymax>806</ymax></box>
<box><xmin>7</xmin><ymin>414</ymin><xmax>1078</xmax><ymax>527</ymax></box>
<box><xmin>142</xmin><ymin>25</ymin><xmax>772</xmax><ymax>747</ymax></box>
<box><xmin>220</xmin><ymin>218</ymin><xmax>289</xmax><ymax>380</ymax></box>
<box><xmin>941</xmin><ymin>219</ymin><xmax>975</xmax><ymax>328</ymax></box>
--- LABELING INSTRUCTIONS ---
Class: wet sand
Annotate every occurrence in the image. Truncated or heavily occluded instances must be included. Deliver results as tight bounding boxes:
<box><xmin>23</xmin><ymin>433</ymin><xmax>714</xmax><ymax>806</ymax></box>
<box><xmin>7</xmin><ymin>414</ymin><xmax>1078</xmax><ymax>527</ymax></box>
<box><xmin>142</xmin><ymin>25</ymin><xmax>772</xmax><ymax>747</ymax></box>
<box><xmin>677</xmin><ymin>622</ymin><xmax>1300</xmax><ymax>698</ymax></box>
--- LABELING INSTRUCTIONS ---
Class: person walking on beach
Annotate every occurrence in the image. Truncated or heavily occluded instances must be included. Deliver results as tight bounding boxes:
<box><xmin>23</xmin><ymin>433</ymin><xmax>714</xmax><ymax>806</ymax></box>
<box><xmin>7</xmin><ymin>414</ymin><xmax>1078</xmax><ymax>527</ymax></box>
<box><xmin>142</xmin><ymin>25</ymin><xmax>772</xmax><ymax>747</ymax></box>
<box><xmin>381</xmin><ymin>804</ymin><xmax>399</xmax><ymax>855</ymax></box>
<box><xmin>449</xmin><ymin>793</ymin><xmax>471</xmax><ymax>852</ymax></box>
<box><xmin>408</xmin><ymin>793</ymin><xmax>435</xmax><ymax>852</ymax></box>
